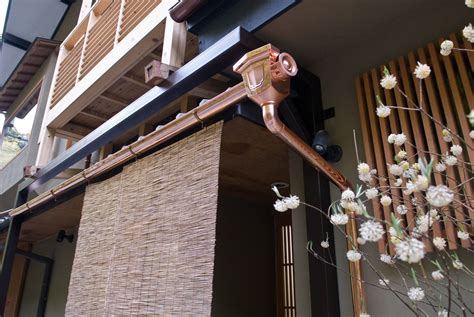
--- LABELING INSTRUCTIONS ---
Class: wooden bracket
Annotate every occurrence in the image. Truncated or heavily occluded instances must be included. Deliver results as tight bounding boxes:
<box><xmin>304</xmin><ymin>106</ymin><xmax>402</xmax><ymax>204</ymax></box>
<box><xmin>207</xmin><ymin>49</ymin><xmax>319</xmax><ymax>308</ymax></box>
<box><xmin>144</xmin><ymin>60</ymin><xmax>177</xmax><ymax>86</ymax></box>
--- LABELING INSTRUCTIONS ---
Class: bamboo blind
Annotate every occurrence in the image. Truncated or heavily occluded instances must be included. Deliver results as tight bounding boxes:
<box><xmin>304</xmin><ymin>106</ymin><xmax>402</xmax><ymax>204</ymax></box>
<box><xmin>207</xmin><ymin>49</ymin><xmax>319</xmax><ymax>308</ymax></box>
<box><xmin>66</xmin><ymin>122</ymin><xmax>223</xmax><ymax>315</ymax></box>
<box><xmin>355</xmin><ymin>32</ymin><xmax>473</xmax><ymax>254</ymax></box>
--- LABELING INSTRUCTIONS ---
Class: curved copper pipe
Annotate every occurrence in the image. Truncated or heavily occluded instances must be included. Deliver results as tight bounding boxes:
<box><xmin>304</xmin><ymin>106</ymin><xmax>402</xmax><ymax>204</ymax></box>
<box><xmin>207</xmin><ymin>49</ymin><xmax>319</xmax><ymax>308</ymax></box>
<box><xmin>262</xmin><ymin>103</ymin><xmax>351</xmax><ymax>191</ymax></box>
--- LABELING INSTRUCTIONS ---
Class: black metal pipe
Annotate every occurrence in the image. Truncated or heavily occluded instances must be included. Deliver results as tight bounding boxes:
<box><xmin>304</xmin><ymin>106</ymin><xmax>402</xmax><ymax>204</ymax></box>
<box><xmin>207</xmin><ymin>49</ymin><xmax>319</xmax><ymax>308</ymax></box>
<box><xmin>17</xmin><ymin>27</ymin><xmax>261</xmax><ymax>200</ymax></box>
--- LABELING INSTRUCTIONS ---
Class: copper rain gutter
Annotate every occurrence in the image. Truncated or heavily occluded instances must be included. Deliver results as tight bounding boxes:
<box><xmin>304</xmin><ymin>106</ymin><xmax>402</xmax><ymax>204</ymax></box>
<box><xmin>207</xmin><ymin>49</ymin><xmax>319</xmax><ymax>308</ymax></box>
<box><xmin>5</xmin><ymin>44</ymin><xmax>364</xmax><ymax>317</ymax></box>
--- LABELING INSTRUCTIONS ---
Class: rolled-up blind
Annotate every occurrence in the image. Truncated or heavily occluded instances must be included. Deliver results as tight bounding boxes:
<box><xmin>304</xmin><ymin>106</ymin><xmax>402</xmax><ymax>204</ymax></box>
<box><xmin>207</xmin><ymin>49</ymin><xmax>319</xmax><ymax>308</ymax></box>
<box><xmin>66</xmin><ymin>122</ymin><xmax>223</xmax><ymax>315</ymax></box>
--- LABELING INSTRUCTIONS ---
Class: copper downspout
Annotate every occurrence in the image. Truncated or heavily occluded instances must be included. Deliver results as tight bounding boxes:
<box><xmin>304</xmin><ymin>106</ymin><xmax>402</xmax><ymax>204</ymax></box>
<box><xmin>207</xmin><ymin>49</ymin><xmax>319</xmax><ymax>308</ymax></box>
<box><xmin>234</xmin><ymin>44</ymin><xmax>364</xmax><ymax>317</ymax></box>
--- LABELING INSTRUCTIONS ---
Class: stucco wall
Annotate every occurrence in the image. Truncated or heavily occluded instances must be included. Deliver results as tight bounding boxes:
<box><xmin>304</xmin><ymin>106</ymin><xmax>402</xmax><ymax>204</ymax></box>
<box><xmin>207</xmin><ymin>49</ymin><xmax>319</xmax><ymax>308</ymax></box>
<box><xmin>19</xmin><ymin>228</ymin><xmax>77</xmax><ymax>317</ymax></box>
<box><xmin>309</xmin><ymin>6</ymin><xmax>474</xmax><ymax>317</ymax></box>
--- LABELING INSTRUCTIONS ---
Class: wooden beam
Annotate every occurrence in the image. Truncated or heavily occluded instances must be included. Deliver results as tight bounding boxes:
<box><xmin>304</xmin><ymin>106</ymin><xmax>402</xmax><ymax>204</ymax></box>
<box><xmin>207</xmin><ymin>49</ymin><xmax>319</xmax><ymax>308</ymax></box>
<box><xmin>45</xmin><ymin>1</ymin><xmax>177</xmax><ymax>128</ymax></box>
<box><xmin>161</xmin><ymin>15</ymin><xmax>187</xmax><ymax>68</ymax></box>
<box><xmin>79</xmin><ymin>109</ymin><xmax>108</xmax><ymax>122</ymax></box>
<box><xmin>122</xmin><ymin>74</ymin><xmax>151</xmax><ymax>90</ymax></box>
<box><xmin>56</xmin><ymin>123</ymin><xmax>93</xmax><ymax>140</ymax></box>
<box><xmin>99</xmin><ymin>92</ymin><xmax>129</xmax><ymax>106</ymax></box>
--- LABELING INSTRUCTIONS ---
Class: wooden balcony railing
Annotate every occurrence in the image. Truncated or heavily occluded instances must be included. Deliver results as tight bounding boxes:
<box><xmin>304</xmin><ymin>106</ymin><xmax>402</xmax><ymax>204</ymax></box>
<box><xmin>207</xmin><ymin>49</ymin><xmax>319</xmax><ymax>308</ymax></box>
<box><xmin>49</xmin><ymin>0</ymin><xmax>165</xmax><ymax>109</ymax></box>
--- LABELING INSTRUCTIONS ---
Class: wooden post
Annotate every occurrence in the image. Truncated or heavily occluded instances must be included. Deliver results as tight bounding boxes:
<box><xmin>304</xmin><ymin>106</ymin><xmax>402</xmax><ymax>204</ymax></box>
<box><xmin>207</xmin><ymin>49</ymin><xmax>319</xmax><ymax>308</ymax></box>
<box><xmin>161</xmin><ymin>15</ymin><xmax>187</xmax><ymax>68</ymax></box>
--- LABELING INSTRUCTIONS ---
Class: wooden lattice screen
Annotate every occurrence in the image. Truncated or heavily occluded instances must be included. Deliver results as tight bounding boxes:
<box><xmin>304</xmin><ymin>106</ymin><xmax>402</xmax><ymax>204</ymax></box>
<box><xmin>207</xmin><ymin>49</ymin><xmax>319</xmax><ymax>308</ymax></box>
<box><xmin>355</xmin><ymin>32</ymin><xmax>473</xmax><ymax>254</ymax></box>
<box><xmin>65</xmin><ymin>122</ymin><xmax>223</xmax><ymax>315</ymax></box>
<box><xmin>275</xmin><ymin>213</ymin><xmax>296</xmax><ymax>317</ymax></box>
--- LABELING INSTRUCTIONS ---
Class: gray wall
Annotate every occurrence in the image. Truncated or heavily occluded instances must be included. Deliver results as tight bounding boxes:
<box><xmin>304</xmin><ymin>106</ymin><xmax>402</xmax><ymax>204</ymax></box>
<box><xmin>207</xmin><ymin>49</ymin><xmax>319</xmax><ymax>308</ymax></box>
<box><xmin>19</xmin><ymin>228</ymin><xmax>77</xmax><ymax>317</ymax></box>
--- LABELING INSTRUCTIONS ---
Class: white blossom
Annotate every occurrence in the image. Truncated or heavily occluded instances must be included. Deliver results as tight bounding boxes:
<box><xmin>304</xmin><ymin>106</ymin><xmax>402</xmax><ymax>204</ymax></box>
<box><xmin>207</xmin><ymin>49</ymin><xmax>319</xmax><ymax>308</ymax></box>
<box><xmin>388</xmin><ymin>164</ymin><xmax>403</xmax><ymax>176</ymax></box>
<box><xmin>450</xmin><ymin>144</ymin><xmax>463</xmax><ymax>156</ymax></box>
<box><xmin>380</xmin><ymin>253</ymin><xmax>395</xmax><ymax>264</ymax></box>
<box><xmin>378</xmin><ymin>278</ymin><xmax>390</xmax><ymax>287</ymax></box>
<box><xmin>345</xmin><ymin>201</ymin><xmax>359</xmax><ymax>212</ymax></box>
<box><xmin>387</xmin><ymin>133</ymin><xmax>397</xmax><ymax>144</ymax></box>
<box><xmin>396</xmin><ymin>238</ymin><xmax>425</xmax><ymax>263</ymax></box>
<box><xmin>433</xmin><ymin>237</ymin><xmax>447</xmax><ymax>250</ymax></box>
<box><xmin>470</xmin><ymin>130</ymin><xmax>474</xmax><ymax>139</ymax></box>
<box><xmin>357</xmin><ymin>237</ymin><xmax>367</xmax><ymax>245</ymax></box>
<box><xmin>376</xmin><ymin>105</ymin><xmax>391</xmax><ymax>118</ymax></box>
<box><xmin>396</xmin><ymin>150</ymin><xmax>407</xmax><ymax>161</ymax></box>
<box><xmin>401</xmin><ymin>161</ymin><xmax>410</xmax><ymax>171</ymax></box>
<box><xmin>416</xmin><ymin>214</ymin><xmax>431</xmax><ymax>233</ymax></box>
<box><xmin>346</xmin><ymin>250</ymin><xmax>362</xmax><ymax>262</ymax></box>
<box><xmin>360</xmin><ymin>314</ymin><xmax>370</xmax><ymax>317</ymax></box>
<box><xmin>396</xmin><ymin>204</ymin><xmax>408</xmax><ymax>215</ymax></box>
<box><xmin>380</xmin><ymin>195</ymin><xmax>392</xmax><ymax>206</ymax></box>
<box><xmin>457</xmin><ymin>230</ymin><xmax>470</xmax><ymax>241</ymax></box>
<box><xmin>467</xmin><ymin>0</ymin><xmax>474</xmax><ymax>8</ymax></box>
<box><xmin>429</xmin><ymin>209</ymin><xmax>438</xmax><ymax>218</ymax></box>
<box><xmin>321</xmin><ymin>240</ymin><xmax>330</xmax><ymax>249</ymax></box>
<box><xmin>431</xmin><ymin>270</ymin><xmax>444</xmax><ymax>281</ymax></box>
<box><xmin>453</xmin><ymin>260</ymin><xmax>463</xmax><ymax>270</ymax></box>
<box><xmin>408</xmin><ymin>287</ymin><xmax>425</xmax><ymax>301</ymax></box>
<box><xmin>468</xmin><ymin>110</ymin><xmax>474</xmax><ymax>125</ymax></box>
<box><xmin>394</xmin><ymin>178</ymin><xmax>403</xmax><ymax>187</ymax></box>
<box><xmin>359</xmin><ymin>220</ymin><xmax>385</xmax><ymax>242</ymax></box>
<box><xmin>365</xmin><ymin>187</ymin><xmax>378</xmax><ymax>199</ymax></box>
<box><xmin>284</xmin><ymin>195</ymin><xmax>300</xmax><ymax>209</ymax></box>
<box><xmin>445</xmin><ymin>155</ymin><xmax>458</xmax><ymax>166</ymax></box>
<box><xmin>331</xmin><ymin>213</ymin><xmax>349</xmax><ymax>225</ymax></box>
<box><xmin>274</xmin><ymin>199</ymin><xmax>288</xmax><ymax>212</ymax></box>
<box><xmin>414</xmin><ymin>62</ymin><xmax>431</xmax><ymax>79</ymax></box>
<box><xmin>463</xmin><ymin>24</ymin><xmax>474</xmax><ymax>43</ymax></box>
<box><xmin>358</xmin><ymin>163</ymin><xmax>370</xmax><ymax>175</ymax></box>
<box><xmin>426</xmin><ymin>185</ymin><xmax>454</xmax><ymax>207</ymax></box>
<box><xmin>440</xmin><ymin>40</ymin><xmax>454</xmax><ymax>56</ymax></box>
<box><xmin>394</xmin><ymin>133</ymin><xmax>407</xmax><ymax>146</ymax></box>
<box><xmin>415</xmin><ymin>175</ymin><xmax>429</xmax><ymax>191</ymax></box>
<box><xmin>435</xmin><ymin>162</ymin><xmax>446</xmax><ymax>172</ymax></box>
<box><xmin>380</xmin><ymin>74</ymin><xmax>397</xmax><ymax>90</ymax></box>
<box><xmin>359</xmin><ymin>172</ymin><xmax>372</xmax><ymax>182</ymax></box>
<box><xmin>341</xmin><ymin>189</ymin><xmax>355</xmax><ymax>201</ymax></box>
<box><xmin>438</xmin><ymin>310</ymin><xmax>448</xmax><ymax>317</ymax></box>
<box><xmin>442</xmin><ymin>129</ymin><xmax>452</xmax><ymax>142</ymax></box>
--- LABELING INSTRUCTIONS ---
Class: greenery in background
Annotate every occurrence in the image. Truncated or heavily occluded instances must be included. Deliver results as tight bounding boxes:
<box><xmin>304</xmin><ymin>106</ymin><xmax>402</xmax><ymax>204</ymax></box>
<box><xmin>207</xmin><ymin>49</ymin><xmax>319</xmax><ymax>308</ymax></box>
<box><xmin>0</xmin><ymin>125</ymin><xmax>28</xmax><ymax>168</ymax></box>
